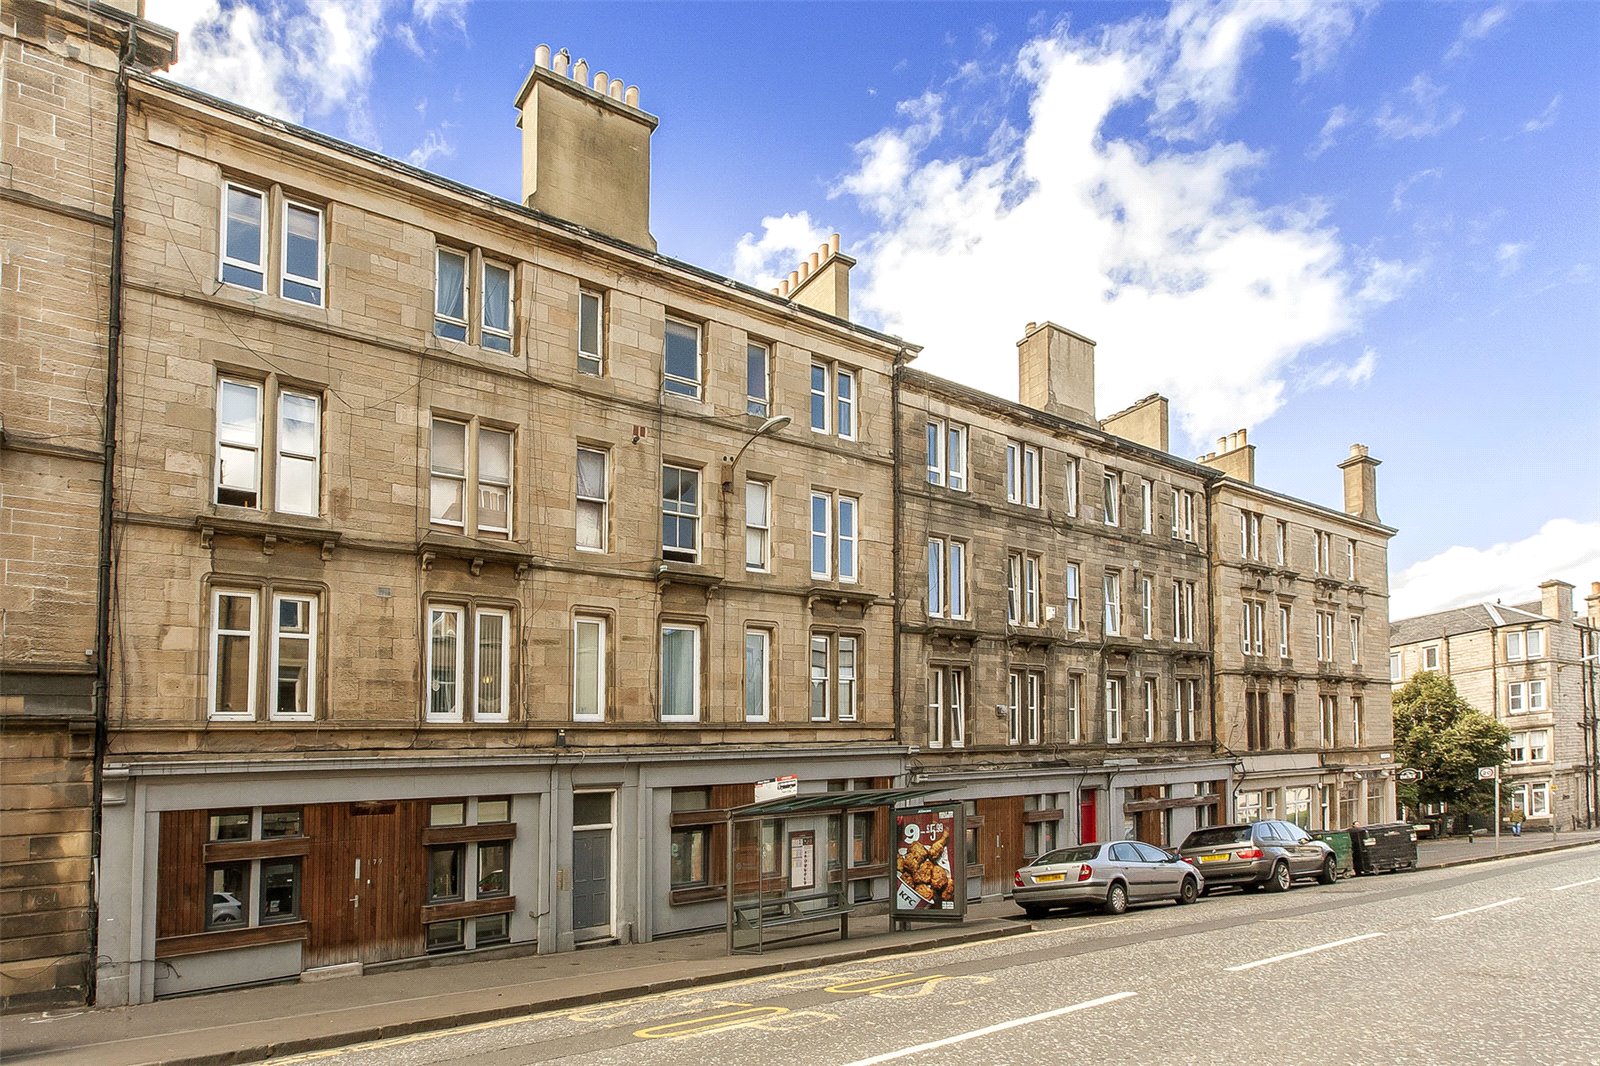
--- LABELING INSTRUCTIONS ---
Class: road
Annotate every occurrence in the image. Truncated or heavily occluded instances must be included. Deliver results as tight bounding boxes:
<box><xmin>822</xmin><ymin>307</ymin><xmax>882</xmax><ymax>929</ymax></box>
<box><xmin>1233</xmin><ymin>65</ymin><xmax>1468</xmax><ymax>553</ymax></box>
<box><xmin>275</xmin><ymin>850</ymin><xmax>1600</xmax><ymax>1066</ymax></box>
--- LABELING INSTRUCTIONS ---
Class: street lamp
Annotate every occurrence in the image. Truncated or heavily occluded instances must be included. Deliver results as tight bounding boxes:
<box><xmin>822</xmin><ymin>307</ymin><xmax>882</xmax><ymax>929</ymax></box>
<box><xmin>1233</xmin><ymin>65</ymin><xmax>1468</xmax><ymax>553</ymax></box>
<box><xmin>721</xmin><ymin>415</ymin><xmax>791</xmax><ymax>492</ymax></box>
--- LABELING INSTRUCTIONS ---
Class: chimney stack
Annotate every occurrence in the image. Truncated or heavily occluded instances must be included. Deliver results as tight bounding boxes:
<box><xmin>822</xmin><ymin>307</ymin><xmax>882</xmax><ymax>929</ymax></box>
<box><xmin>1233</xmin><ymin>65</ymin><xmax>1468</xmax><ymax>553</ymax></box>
<box><xmin>516</xmin><ymin>44</ymin><xmax>658</xmax><ymax>250</ymax></box>
<box><xmin>1337</xmin><ymin>443</ymin><xmax>1381</xmax><ymax>522</ymax></box>
<box><xmin>776</xmin><ymin>234</ymin><xmax>854</xmax><ymax>320</ymax></box>
<box><xmin>1586</xmin><ymin>582</ymin><xmax>1600</xmax><ymax>628</ymax></box>
<box><xmin>1100</xmin><ymin>394</ymin><xmax>1170</xmax><ymax>452</ymax></box>
<box><xmin>1197</xmin><ymin>427</ymin><xmax>1255</xmax><ymax>483</ymax></box>
<box><xmin>1017</xmin><ymin>322</ymin><xmax>1096</xmax><ymax>424</ymax></box>
<box><xmin>1540</xmin><ymin>579</ymin><xmax>1574</xmax><ymax>622</ymax></box>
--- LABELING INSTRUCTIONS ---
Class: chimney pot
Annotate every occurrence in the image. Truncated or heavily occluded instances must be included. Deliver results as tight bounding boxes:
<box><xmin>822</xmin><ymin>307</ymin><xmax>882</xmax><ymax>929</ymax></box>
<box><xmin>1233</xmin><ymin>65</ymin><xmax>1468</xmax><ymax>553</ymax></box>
<box><xmin>799</xmin><ymin>261</ymin><xmax>812</xmax><ymax>280</ymax></box>
<box><xmin>829</xmin><ymin>232</ymin><xmax>841</xmax><ymax>255</ymax></box>
<box><xmin>573</xmin><ymin>58</ymin><xmax>589</xmax><ymax>83</ymax></box>
<box><xmin>554</xmin><ymin>48</ymin><xmax>570</xmax><ymax>75</ymax></box>
<box><xmin>593</xmin><ymin>71</ymin><xmax>609</xmax><ymax>93</ymax></box>
<box><xmin>809</xmin><ymin>251</ymin><xmax>820</xmax><ymax>271</ymax></box>
<box><xmin>609</xmin><ymin>81</ymin><xmax>624</xmax><ymax>101</ymax></box>
<box><xmin>788</xmin><ymin>270</ymin><xmax>800</xmax><ymax>290</ymax></box>
<box><xmin>779</xmin><ymin>279</ymin><xmax>791</xmax><ymax>296</ymax></box>
<box><xmin>625</xmin><ymin>85</ymin><xmax>639</xmax><ymax>107</ymax></box>
<box><xmin>534</xmin><ymin>44</ymin><xmax>551</xmax><ymax>69</ymax></box>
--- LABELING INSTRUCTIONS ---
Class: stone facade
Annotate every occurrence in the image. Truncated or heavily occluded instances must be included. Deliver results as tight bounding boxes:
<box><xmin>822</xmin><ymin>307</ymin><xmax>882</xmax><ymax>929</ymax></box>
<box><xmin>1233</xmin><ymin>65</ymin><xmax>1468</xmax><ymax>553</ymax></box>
<box><xmin>1202</xmin><ymin>435</ymin><xmax>1398</xmax><ymax>831</ymax></box>
<box><xmin>0</xmin><ymin>0</ymin><xmax>175</xmax><ymax>1010</ymax></box>
<box><xmin>3</xmin><ymin>11</ymin><xmax>1405</xmax><ymax>1007</ymax></box>
<box><xmin>1391</xmin><ymin>580</ymin><xmax>1600</xmax><ymax>829</ymax></box>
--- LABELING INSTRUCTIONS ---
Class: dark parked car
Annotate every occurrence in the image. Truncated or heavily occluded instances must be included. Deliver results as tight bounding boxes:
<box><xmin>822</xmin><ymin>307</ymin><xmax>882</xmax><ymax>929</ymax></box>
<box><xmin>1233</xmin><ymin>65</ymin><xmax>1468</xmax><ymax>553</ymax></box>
<box><xmin>1013</xmin><ymin>840</ymin><xmax>1205</xmax><ymax>917</ymax></box>
<box><xmin>1178</xmin><ymin>821</ymin><xmax>1337</xmax><ymax>893</ymax></box>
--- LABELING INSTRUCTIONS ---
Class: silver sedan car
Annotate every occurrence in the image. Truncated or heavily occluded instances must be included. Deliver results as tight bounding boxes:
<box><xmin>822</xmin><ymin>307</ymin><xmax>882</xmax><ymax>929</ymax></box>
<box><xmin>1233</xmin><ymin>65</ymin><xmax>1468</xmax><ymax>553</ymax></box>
<box><xmin>1013</xmin><ymin>840</ymin><xmax>1205</xmax><ymax>917</ymax></box>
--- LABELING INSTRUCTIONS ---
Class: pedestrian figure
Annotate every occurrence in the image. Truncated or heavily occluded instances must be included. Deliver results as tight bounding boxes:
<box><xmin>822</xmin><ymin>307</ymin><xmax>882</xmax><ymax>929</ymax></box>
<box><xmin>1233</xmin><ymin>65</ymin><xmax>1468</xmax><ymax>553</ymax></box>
<box><xmin>1509</xmin><ymin>806</ymin><xmax>1525</xmax><ymax>837</ymax></box>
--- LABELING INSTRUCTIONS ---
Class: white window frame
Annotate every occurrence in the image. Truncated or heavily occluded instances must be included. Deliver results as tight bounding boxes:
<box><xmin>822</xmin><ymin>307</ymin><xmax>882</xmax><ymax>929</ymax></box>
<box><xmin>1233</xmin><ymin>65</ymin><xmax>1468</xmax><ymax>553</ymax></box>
<box><xmin>215</xmin><ymin>378</ymin><xmax>263</xmax><ymax>508</ymax></box>
<box><xmin>745</xmin><ymin>478</ymin><xmax>771</xmax><ymax>572</ymax></box>
<box><xmin>1349</xmin><ymin>617</ymin><xmax>1362</xmax><ymax>664</ymax></box>
<box><xmin>426</xmin><ymin>604</ymin><xmax>466</xmax><ymax>723</ymax></box>
<box><xmin>1007</xmin><ymin>671</ymin><xmax>1024</xmax><ymax>745</ymax></box>
<box><xmin>209</xmin><ymin>588</ymin><xmax>260</xmax><ymax>721</ymax></box>
<box><xmin>926</xmin><ymin>420</ymin><xmax>967</xmax><ymax>491</ymax></box>
<box><xmin>274</xmin><ymin>389</ymin><xmax>321</xmax><ymax>517</ymax></box>
<box><xmin>578</xmin><ymin>290</ymin><xmax>604</xmax><ymax>375</ymax></box>
<box><xmin>1024</xmin><ymin>554</ymin><xmax>1041</xmax><ymax>627</ymax></box>
<box><xmin>1026</xmin><ymin>671</ymin><xmax>1042</xmax><ymax>745</ymax></box>
<box><xmin>219</xmin><ymin>181</ymin><xmax>266</xmax><ymax>291</ymax></box>
<box><xmin>1174</xmin><ymin>679</ymin><xmax>1199</xmax><ymax>741</ymax></box>
<box><xmin>810</xmin><ymin>634</ymin><xmax>832</xmax><ymax>722</ymax></box>
<box><xmin>744</xmin><ymin>628</ymin><xmax>770</xmax><ymax>723</ymax></box>
<box><xmin>1143</xmin><ymin>677</ymin><xmax>1157</xmax><ymax>741</ymax></box>
<box><xmin>810</xmin><ymin>492</ymin><xmax>833</xmax><ymax>579</ymax></box>
<box><xmin>746</xmin><ymin>340</ymin><xmax>770</xmax><ymax>417</ymax></box>
<box><xmin>1528</xmin><ymin>679</ymin><xmax>1546</xmax><ymax>711</ymax></box>
<box><xmin>1140</xmin><ymin>479</ymin><xmax>1154</xmax><ymax>534</ymax></box>
<box><xmin>473</xmin><ymin>607</ymin><xmax>511</xmax><ymax>724</ymax></box>
<box><xmin>475</xmin><ymin>427</ymin><xmax>513</xmax><ymax>538</ymax></box>
<box><xmin>837</xmin><ymin>496</ymin><xmax>859</xmax><ymax>583</ymax></box>
<box><xmin>660</xmin><ymin>624</ymin><xmax>701</xmax><ymax>722</ymax></box>
<box><xmin>1346</xmin><ymin>540</ymin><xmax>1356</xmax><ymax>581</ymax></box>
<box><xmin>267</xmin><ymin>592</ymin><xmax>317</xmax><ymax>721</ymax></box>
<box><xmin>1141</xmin><ymin>577</ymin><xmax>1153</xmax><ymax>639</ymax></box>
<box><xmin>1102</xmin><ymin>471</ymin><xmax>1120</xmax><ymax>527</ymax></box>
<box><xmin>280</xmin><ymin>199</ymin><xmax>325</xmax><ymax>307</ymax></box>
<box><xmin>661</xmin><ymin>464</ymin><xmax>701</xmax><ymax>564</ymax></box>
<box><xmin>576</xmin><ymin>446</ymin><xmax>609</xmax><ymax>553</ymax></box>
<box><xmin>929</xmin><ymin>537</ymin><xmax>968</xmax><ymax>619</ymax></box>
<box><xmin>1065</xmin><ymin>563</ymin><xmax>1082</xmax><ymax>631</ymax></box>
<box><xmin>1389</xmin><ymin>651</ymin><xmax>1401</xmax><ymax>682</ymax></box>
<box><xmin>1276</xmin><ymin>520</ymin><xmax>1289</xmax><ymax>564</ymax></box>
<box><xmin>835</xmin><ymin>367</ymin><xmax>856</xmax><ymax>440</ymax></box>
<box><xmin>1066</xmin><ymin>675</ymin><xmax>1082</xmax><ymax>742</ymax></box>
<box><xmin>1104</xmin><ymin>677</ymin><xmax>1123</xmax><ymax>743</ymax></box>
<box><xmin>1508</xmin><ymin>730</ymin><xmax>1549</xmax><ymax>764</ymax></box>
<box><xmin>810</xmin><ymin>362</ymin><xmax>830</xmax><ymax>434</ymax></box>
<box><xmin>1527</xmin><ymin>628</ymin><xmax>1545</xmax><ymax>659</ymax></box>
<box><xmin>1319</xmin><ymin>694</ymin><xmax>1337</xmax><ymax>746</ymax></box>
<box><xmin>429</xmin><ymin>417</ymin><xmax>468</xmax><ymax>530</ymax></box>
<box><xmin>1421</xmin><ymin>644</ymin><xmax>1440</xmax><ymax>671</ymax></box>
<box><xmin>480</xmin><ymin>260</ymin><xmax>514</xmax><ymax>353</ymax></box>
<box><xmin>434</xmin><ymin>247</ymin><xmax>469</xmax><ymax>341</ymax></box>
<box><xmin>573</xmin><ymin>615</ymin><xmax>607</xmax><ymax>722</ymax></box>
<box><xmin>1520</xmin><ymin>782</ymin><xmax>1550</xmax><ymax>817</ymax></box>
<box><xmin>1241</xmin><ymin>511</ymin><xmax>1261</xmax><ymax>560</ymax></box>
<box><xmin>1280</xmin><ymin>605</ymin><xmax>1291</xmax><ymax>659</ymax></box>
<box><xmin>1103</xmin><ymin>571</ymin><xmax>1122</xmax><ymax>636</ymax></box>
<box><xmin>1170</xmin><ymin>486</ymin><xmax>1181</xmax><ymax>539</ymax></box>
<box><xmin>1351</xmin><ymin>695</ymin><xmax>1364</xmax><ymax>746</ymax></box>
<box><xmin>927</xmin><ymin>667</ymin><xmax>966</xmax><ymax>749</ymax></box>
<box><xmin>837</xmin><ymin>635</ymin><xmax>858</xmax><ymax>722</ymax></box>
<box><xmin>663</xmin><ymin>317</ymin><xmax>703</xmax><ymax>399</ymax></box>
<box><xmin>1064</xmin><ymin>458</ymin><xmax>1079</xmax><ymax>517</ymax></box>
<box><xmin>1005</xmin><ymin>441</ymin><xmax>1041</xmax><ymax>507</ymax></box>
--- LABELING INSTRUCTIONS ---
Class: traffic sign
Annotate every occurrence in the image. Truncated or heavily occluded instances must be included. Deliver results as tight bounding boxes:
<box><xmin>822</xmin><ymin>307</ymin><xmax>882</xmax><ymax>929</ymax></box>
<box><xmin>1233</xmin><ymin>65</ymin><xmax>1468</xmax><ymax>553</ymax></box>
<box><xmin>1477</xmin><ymin>766</ymin><xmax>1499</xmax><ymax>780</ymax></box>
<box><xmin>1397</xmin><ymin>767</ymin><xmax>1424</xmax><ymax>782</ymax></box>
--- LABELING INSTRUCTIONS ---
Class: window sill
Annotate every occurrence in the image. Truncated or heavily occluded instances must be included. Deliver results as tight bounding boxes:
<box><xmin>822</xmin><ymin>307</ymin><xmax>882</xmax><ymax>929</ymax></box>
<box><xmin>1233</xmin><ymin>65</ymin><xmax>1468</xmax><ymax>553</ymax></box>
<box><xmin>670</xmin><ymin>885</ymin><xmax>725</xmax><ymax>905</ymax></box>
<box><xmin>422</xmin><ymin>824</ymin><xmax>515</xmax><ymax>845</ymax></box>
<box><xmin>156</xmin><ymin>920</ymin><xmax>308</xmax><ymax>958</ymax></box>
<box><xmin>204</xmin><ymin>837</ymin><xmax>311</xmax><ymax>862</ymax></box>
<box><xmin>422</xmin><ymin>896</ymin><xmax>517</xmax><ymax>923</ymax></box>
<box><xmin>197</xmin><ymin>514</ymin><xmax>340</xmax><ymax>558</ymax></box>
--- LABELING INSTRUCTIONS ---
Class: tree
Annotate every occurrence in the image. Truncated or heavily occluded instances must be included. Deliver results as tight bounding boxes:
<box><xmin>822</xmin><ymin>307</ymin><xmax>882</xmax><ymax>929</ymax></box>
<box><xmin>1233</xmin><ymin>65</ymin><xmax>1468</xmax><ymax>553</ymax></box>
<box><xmin>1392</xmin><ymin>672</ymin><xmax>1511</xmax><ymax>816</ymax></box>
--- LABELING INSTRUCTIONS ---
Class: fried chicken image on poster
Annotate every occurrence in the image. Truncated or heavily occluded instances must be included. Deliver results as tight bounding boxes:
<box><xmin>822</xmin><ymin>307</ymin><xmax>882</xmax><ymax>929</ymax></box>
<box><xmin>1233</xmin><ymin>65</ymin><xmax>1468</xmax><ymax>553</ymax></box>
<box><xmin>894</xmin><ymin>808</ymin><xmax>956</xmax><ymax>911</ymax></box>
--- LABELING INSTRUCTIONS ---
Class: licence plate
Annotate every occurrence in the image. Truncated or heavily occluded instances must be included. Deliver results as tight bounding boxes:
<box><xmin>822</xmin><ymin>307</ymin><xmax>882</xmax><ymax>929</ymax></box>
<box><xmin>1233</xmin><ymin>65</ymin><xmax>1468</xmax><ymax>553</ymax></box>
<box><xmin>1199</xmin><ymin>854</ymin><xmax>1228</xmax><ymax>863</ymax></box>
<box><xmin>1033</xmin><ymin>873</ymin><xmax>1066</xmax><ymax>883</ymax></box>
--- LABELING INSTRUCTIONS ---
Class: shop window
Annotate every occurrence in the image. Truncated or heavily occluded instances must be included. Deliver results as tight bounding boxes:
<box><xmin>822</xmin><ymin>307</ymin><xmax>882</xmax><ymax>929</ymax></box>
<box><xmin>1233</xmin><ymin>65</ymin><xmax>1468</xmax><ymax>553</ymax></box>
<box><xmin>428</xmin><ymin>844</ymin><xmax>466</xmax><ymax>902</ymax></box>
<box><xmin>670</xmin><ymin>826</ymin><xmax>711</xmax><ymax>888</ymax></box>
<box><xmin>427</xmin><ymin>920</ymin><xmax>465</xmax><ymax>953</ymax></box>
<box><xmin>474</xmin><ymin>914</ymin><xmax>510</xmax><ymax>947</ymax></box>
<box><xmin>477</xmin><ymin>842</ymin><xmax>510</xmax><ymax>897</ymax></box>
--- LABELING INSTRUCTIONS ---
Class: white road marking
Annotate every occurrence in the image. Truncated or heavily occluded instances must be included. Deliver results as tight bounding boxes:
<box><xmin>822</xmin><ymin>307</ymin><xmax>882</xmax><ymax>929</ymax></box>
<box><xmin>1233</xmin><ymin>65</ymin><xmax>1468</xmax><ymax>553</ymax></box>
<box><xmin>1552</xmin><ymin>876</ymin><xmax>1600</xmax><ymax>892</ymax></box>
<box><xmin>838</xmin><ymin>991</ymin><xmax>1137</xmax><ymax>1065</ymax></box>
<box><xmin>1431</xmin><ymin>897</ymin><xmax>1523</xmax><ymax>921</ymax></box>
<box><xmin>1225</xmin><ymin>932</ymin><xmax>1386</xmax><ymax>972</ymax></box>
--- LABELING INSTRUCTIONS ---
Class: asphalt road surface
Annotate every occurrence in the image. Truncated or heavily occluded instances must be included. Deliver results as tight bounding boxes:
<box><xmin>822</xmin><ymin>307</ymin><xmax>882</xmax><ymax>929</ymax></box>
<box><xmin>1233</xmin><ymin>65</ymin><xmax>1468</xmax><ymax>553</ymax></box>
<box><xmin>275</xmin><ymin>849</ymin><xmax>1600</xmax><ymax>1066</ymax></box>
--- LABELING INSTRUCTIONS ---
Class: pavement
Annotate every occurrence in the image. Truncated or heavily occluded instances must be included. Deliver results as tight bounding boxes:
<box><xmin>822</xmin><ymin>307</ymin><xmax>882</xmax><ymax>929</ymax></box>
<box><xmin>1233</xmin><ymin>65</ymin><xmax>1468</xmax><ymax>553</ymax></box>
<box><xmin>6</xmin><ymin>828</ymin><xmax>1597</xmax><ymax>1066</ymax></box>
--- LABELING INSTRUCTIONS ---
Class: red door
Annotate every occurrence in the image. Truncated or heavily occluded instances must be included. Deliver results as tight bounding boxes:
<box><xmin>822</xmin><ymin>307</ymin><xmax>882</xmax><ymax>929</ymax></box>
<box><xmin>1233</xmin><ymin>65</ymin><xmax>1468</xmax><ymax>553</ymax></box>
<box><xmin>1078</xmin><ymin>789</ymin><xmax>1099</xmax><ymax>844</ymax></box>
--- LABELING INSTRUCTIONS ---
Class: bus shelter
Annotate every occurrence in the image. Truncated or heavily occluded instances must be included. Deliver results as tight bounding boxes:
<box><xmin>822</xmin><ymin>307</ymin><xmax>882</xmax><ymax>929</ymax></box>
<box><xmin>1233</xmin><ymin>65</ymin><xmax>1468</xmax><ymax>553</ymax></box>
<box><xmin>725</xmin><ymin>788</ymin><xmax>940</xmax><ymax>954</ymax></box>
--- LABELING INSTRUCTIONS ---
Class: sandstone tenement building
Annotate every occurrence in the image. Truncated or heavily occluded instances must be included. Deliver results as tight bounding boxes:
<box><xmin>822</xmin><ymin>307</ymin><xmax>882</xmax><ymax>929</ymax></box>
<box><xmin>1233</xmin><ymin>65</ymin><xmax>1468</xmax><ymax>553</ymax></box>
<box><xmin>1391</xmin><ymin>580</ymin><xmax>1600</xmax><ymax>829</ymax></box>
<box><xmin>2</xmin><ymin>2</ymin><xmax>1399</xmax><ymax>1007</ymax></box>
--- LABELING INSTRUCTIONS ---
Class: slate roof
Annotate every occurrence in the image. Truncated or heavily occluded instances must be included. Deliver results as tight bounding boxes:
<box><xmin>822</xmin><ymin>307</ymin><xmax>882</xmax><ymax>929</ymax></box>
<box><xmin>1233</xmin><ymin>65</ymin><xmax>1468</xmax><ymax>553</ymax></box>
<box><xmin>1390</xmin><ymin>600</ymin><xmax>1551</xmax><ymax>646</ymax></box>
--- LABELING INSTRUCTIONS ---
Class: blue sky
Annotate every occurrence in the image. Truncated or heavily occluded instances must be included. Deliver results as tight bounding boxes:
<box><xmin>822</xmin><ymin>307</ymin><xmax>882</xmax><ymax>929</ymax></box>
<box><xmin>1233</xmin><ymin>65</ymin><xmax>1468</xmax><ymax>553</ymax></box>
<box><xmin>146</xmin><ymin>0</ymin><xmax>1600</xmax><ymax>619</ymax></box>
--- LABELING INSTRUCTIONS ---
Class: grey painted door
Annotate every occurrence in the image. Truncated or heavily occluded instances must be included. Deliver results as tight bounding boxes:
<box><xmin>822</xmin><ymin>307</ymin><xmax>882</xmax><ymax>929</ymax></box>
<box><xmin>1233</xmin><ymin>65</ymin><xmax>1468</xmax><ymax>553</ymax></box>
<box><xmin>572</xmin><ymin>828</ymin><xmax>612</xmax><ymax>937</ymax></box>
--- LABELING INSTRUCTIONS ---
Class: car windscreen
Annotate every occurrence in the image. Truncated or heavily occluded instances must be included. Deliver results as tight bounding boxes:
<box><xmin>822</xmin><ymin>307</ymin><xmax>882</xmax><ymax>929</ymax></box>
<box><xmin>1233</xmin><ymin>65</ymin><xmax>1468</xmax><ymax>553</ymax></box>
<box><xmin>1032</xmin><ymin>846</ymin><xmax>1100</xmax><ymax>866</ymax></box>
<box><xmin>1182</xmin><ymin>827</ymin><xmax>1252</xmax><ymax>848</ymax></box>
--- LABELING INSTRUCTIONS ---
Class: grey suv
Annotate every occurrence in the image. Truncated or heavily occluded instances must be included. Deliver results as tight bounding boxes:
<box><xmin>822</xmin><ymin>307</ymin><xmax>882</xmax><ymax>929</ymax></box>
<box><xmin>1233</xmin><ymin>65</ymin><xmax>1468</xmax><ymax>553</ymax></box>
<box><xmin>1177</xmin><ymin>821</ymin><xmax>1337</xmax><ymax>893</ymax></box>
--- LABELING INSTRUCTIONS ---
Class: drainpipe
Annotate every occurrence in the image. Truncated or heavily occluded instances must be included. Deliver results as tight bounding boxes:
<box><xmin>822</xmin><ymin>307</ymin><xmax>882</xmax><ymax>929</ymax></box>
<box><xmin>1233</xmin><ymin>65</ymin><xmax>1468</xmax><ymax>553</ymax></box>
<box><xmin>890</xmin><ymin>354</ymin><xmax>908</xmax><ymax>773</ymax></box>
<box><xmin>89</xmin><ymin>26</ymin><xmax>139</xmax><ymax>1006</ymax></box>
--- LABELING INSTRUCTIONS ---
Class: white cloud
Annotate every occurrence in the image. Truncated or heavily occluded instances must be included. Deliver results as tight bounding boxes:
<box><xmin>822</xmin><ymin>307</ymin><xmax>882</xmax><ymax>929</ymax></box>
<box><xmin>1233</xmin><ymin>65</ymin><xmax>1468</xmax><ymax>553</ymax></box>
<box><xmin>146</xmin><ymin>0</ymin><xmax>457</xmax><ymax>144</ymax></box>
<box><xmin>789</xmin><ymin>10</ymin><xmax>1383</xmax><ymax>446</ymax></box>
<box><xmin>1522</xmin><ymin>94</ymin><xmax>1561</xmax><ymax>134</ymax></box>
<box><xmin>1445</xmin><ymin>4</ymin><xmax>1511</xmax><ymax>63</ymax></box>
<box><xmin>1353</xmin><ymin>256</ymin><xmax>1423</xmax><ymax>306</ymax></box>
<box><xmin>1373</xmin><ymin>74</ymin><xmax>1464</xmax><ymax>140</ymax></box>
<box><xmin>1495</xmin><ymin>241</ymin><xmax>1530</xmax><ymax>276</ymax></box>
<box><xmin>1391</xmin><ymin>519</ymin><xmax>1600</xmax><ymax>619</ymax></box>
<box><xmin>1297</xmin><ymin>346</ymin><xmax>1375</xmax><ymax>390</ymax></box>
<box><xmin>731</xmin><ymin>212</ymin><xmax>833</xmax><ymax>290</ymax></box>
<box><xmin>1308</xmin><ymin>104</ymin><xmax>1353</xmax><ymax>159</ymax></box>
<box><xmin>413</xmin><ymin>0</ymin><xmax>469</xmax><ymax>30</ymax></box>
<box><xmin>1389</xmin><ymin>167</ymin><xmax>1442</xmax><ymax>213</ymax></box>
<box><xmin>406</xmin><ymin>127</ymin><xmax>454</xmax><ymax>169</ymax></box>
<box><xmin>1151</xmin><ymin>0</ymin><xmax>1370</xmax><ymax>140</ymax></box>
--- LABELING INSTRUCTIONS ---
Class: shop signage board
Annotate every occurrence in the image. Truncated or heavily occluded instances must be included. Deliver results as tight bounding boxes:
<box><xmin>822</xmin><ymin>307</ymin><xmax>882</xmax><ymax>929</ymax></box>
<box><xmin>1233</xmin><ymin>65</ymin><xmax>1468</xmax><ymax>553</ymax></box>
<box><xmin>755</xmin><ymin>775</ymin><xmax>799</xmax><ymax>803</ymax></box>
<box><xmin>890</xmin><ymin>803</ymin><xmax>966</xmax><ymax>922</ymax></box>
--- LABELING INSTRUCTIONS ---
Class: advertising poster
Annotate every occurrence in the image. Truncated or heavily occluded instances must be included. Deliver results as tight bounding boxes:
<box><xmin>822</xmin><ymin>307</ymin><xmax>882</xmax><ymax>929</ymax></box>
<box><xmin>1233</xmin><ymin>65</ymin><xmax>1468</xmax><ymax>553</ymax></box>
<box><xmin>788</xmin><ymin>830</ymin><xmax>815</xmax><ymax>890</ymax></box>
<box><xmin>891</xmin><ymin>804</ymin><xmax>965</xmax><ymax>921</ymax></box>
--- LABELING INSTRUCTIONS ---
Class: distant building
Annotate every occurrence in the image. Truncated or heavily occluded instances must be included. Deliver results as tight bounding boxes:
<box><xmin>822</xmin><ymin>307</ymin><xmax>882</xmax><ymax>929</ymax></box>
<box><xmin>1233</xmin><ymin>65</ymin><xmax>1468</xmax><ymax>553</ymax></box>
<box><xmin>1391</xmin><ymin>580</ymin><xmax>1600</xmax><ymax>829</ymax></box>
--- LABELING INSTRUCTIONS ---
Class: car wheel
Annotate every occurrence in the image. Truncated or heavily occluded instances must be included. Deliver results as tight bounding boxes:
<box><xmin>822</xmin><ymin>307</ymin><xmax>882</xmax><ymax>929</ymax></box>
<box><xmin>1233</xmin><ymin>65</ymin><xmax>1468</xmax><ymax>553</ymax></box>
<box><xmin>1318</xmin><ymin>855</ymin><xmax>1338</xmax><ymax>885</ymax></box>
<box><xmin>1177</xmin><ymin>877</ymin><xmax>1199</xmax><ymax>905</ymax></box>
<box><xmin>1266</xmin><ymin>861</ymin><xmax>1291</xmax><ymax>892</ymax></box>
<box><xmin>1022</xmin><ymin>904</ymin><xmax>1049</xmax><ymax>919</ymax></box>
<box><xmin>1103</xmin><ymin>882</ymin><xmax>1129</xmax><ymax>915</ymax></box>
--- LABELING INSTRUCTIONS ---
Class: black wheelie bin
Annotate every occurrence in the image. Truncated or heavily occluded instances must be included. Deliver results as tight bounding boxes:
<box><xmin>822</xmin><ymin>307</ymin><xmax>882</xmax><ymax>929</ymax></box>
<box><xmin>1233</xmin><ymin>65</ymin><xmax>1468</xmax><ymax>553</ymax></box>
<box><xmin>1349</xmin><ymin>822</ymin><xmax>1418</xmax><ymax>874</ymax></box>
